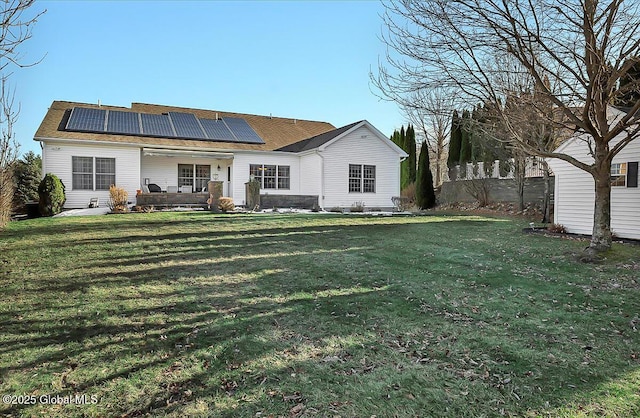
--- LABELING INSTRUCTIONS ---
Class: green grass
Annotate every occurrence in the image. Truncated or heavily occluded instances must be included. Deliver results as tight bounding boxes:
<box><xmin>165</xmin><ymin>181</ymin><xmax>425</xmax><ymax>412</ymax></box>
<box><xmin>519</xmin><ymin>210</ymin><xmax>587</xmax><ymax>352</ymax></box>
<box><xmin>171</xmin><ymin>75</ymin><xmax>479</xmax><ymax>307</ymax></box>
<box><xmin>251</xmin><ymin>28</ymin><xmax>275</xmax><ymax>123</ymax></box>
<box><xmin>1</xmin><ymin>212</ymin><xmax>639</xmax><ymax>417</ymax></box>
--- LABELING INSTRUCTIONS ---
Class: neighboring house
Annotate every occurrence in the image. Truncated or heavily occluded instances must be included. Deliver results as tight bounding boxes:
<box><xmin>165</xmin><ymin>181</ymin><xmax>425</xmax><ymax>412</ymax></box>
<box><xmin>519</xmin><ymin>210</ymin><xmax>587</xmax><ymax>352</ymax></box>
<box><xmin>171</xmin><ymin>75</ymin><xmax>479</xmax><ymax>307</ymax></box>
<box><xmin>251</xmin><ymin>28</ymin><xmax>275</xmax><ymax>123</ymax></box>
<box><xmin>34</xmin><ymin>101</ymin><xmax>407</xmax><ymax>210</ymax></box>
<box><xmin>547</xmin><ymin>107</ymin><xmax>640</xmax><ymax>239</ymax></box>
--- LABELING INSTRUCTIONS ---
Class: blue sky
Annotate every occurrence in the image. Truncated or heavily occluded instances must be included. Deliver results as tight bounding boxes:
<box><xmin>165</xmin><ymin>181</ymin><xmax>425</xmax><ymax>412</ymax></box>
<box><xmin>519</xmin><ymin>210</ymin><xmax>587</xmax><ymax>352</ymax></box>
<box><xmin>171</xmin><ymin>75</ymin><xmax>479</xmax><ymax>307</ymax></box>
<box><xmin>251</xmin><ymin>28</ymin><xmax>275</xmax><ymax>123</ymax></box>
<box><xmin>14</xmin><ymin>0</ymin><xmax>403</xmax><ymax>156</ymax></box>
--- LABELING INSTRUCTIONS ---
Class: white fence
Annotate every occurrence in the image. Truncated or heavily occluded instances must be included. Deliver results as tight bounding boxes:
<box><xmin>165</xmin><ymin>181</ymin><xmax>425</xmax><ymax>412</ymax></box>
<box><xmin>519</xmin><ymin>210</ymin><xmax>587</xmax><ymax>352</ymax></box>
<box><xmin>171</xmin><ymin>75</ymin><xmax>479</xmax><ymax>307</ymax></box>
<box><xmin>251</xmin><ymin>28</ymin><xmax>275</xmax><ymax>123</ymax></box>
<box><xmin>445</xmin><ymin>157</ymin><xmax>550</xmax><ymax>181</ymax></box>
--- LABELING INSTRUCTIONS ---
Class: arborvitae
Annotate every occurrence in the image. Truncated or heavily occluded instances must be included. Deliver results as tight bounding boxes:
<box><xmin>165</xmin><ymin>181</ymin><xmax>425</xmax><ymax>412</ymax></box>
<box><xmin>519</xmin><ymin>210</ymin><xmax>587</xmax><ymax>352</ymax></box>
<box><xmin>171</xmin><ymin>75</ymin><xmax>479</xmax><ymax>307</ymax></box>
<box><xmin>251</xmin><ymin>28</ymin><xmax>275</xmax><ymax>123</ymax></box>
<box><xmin>459</xmin><ymin>110</ymin><xmax>472</xmax><ymax>165</ymax></box>
<box><xmin>406</xmin><ymin>124</ymin><xmax>417</xmax><ymax>184</ymax></box>
<box><xmin>399</xmin><ymin>126</ymin><xmax>411</xmax><ymax>189</ymax></box>
<box><xmin>416</xmin><ymin>140</ymin><xmax>436</xmax><ymax>209</ymax></box>
<box><xmin>447</xmin><ymin>110</ymin><xmax>462</xmax><ymax>168</ymax></box>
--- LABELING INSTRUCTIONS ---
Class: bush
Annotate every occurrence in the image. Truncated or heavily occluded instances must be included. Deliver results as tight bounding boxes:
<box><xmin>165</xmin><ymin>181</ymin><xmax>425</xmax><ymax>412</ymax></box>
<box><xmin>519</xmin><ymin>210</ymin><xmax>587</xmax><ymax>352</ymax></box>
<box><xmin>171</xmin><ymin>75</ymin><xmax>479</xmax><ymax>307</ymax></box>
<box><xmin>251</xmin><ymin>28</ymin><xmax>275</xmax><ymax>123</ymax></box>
<box><xmin>218</xmin><ymin>197</ymin><xmax>235</xmax><ymax>212</ymax></box>
<box><xmin>401</xmin><ymin>182</ymin><xmax>416</xmax><ymax>207</ymax></box>
<box><xmin>38</xmin><ymin>173</ymin><xmax>66</xmax><ymax>216</ymax></box>
<box><xmin>108</xmin><ymin>185</ymin><xmax>129</xmax><ymax>213</ymax></box>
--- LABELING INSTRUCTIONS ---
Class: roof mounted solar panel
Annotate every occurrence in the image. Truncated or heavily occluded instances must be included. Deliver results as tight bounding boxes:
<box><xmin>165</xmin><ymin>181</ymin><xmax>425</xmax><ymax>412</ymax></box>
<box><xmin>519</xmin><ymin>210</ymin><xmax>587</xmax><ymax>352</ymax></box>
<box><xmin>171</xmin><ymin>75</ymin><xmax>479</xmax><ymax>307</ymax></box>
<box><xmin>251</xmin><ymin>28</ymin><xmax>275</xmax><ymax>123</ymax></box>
<box><xmin>66</xmin><ymin>107</ymin><xmax>106</xmax><ymax>132</ymax></box>
<box><xmin>222</xmin><ymin>117</ymin><xmax>265</xmax><ymax>144</ymax></box>
<box><xmin>199</xmin><ymin>118</ymin><xmax>237</xmax><ymax>141</ymax></box>
<box><xmin>168</xmin><ymin>112</ymin><xmax>207</xmax><ymax>139</ymax></box>
<box><xmin>140</xmin><ymin>113</ymin><xmax>175</xmax><ymax>137</ymax></box>
<box><xmin>107</xmin><ymin>110</ymin><xmax>141</xmax><ymax>135</ymax></box>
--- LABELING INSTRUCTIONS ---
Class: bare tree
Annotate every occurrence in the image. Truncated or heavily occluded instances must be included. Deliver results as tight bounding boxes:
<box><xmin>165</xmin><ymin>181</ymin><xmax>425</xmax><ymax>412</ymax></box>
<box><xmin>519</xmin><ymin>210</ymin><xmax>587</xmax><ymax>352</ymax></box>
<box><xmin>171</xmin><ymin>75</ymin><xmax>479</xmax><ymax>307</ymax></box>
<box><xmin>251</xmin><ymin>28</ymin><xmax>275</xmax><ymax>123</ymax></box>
<box><xmin>403</xmin><ymin>88</ymin><xmax>454</xmax><ymax>187</ymax></box>
<box><xmin>0</xmin><ymin>0</ymin><xmax>45</xmax><ymax>227</ymax></box>
<box><xmin>372</xmin><ymin>0</ymin><xmax>640</xmax><ymax>255</ymax></box>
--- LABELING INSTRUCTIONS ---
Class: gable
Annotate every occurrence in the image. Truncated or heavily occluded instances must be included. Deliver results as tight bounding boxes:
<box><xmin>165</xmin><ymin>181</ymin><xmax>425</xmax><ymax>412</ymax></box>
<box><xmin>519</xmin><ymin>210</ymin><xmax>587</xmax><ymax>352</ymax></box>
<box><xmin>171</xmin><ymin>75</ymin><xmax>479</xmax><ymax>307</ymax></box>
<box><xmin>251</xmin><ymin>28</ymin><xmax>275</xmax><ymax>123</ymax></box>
<box><xmin>277</xmin><ymin>120</ymin><xmax>408</xmax><ymax>157</ymax></box>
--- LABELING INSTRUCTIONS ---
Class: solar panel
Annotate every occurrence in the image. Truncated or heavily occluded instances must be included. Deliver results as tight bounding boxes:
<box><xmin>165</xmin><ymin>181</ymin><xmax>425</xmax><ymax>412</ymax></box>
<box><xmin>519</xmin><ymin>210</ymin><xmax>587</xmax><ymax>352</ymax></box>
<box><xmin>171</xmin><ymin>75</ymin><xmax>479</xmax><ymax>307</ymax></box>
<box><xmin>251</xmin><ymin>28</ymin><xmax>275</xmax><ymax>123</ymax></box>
<box><xmin>168</xmin><ymin>112</ymin><xmax>207</xmax><ymax>139</ymax></box>
<box><xmin>107</xmin><ymin>110</ymin><xmax>141</xmax><ymax>135</ymax></box>
<box><xmin>140</xmin><ymin>113</ymin><xmax>175</xmax><ymax>137</ymax></box>
<box><xmin>199</xmin><ymin>118</ymin><xmax>236</xmax><ymax>141</ymax></box>
<box><xmin>222</xmin><ymin>117</ymin><xmax>264</xmax><ymax>144</ymax></box>
<box><xmin>66</xmin><ymin>107</ymin><xmax>106</xmax><ymax>132</ymax></box>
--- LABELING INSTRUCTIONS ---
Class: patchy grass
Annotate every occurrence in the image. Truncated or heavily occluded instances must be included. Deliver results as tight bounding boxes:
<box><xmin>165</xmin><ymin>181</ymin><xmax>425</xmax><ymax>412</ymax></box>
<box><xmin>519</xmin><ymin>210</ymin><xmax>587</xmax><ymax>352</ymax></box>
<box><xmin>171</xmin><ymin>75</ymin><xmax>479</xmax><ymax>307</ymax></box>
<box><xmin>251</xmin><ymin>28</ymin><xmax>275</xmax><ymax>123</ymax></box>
<box><xmin>0</xmin><ymin>212</ymin><xmax>639</xmax><ymax>417</ymax></box>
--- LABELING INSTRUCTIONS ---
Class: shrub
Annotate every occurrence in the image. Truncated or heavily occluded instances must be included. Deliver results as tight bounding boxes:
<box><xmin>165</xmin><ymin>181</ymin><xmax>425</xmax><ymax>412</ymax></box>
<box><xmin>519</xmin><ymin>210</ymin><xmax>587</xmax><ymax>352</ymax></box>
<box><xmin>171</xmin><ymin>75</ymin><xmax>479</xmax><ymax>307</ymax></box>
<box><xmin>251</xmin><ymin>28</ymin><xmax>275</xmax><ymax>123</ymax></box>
<box><xmin>401</xmin><ymin>182</ymin><xmax>416</xmax><ymax>207</ymax></box>
<box><xmin>329</xmin><ymin>207</ymin><xmax>343</xmax><ymax>213</ymax></box>
<box><xmin>218</xmin><ymin>197</ymin><xmax>235</xmax><ymax>212</ymax></box>
<box><xmin>38</xmin><ymin>173</ymin><xmax>66</xmax><ymax>216</ymax></box>
<box><xmin>350</xmin><ymin>201</ymin><xmax>365</xmax><ymax>212</ymax></box>
<box><xmin>108</xmin><ymin>185</ymin><xmax>129</xmax><ymax>213</ymax></box>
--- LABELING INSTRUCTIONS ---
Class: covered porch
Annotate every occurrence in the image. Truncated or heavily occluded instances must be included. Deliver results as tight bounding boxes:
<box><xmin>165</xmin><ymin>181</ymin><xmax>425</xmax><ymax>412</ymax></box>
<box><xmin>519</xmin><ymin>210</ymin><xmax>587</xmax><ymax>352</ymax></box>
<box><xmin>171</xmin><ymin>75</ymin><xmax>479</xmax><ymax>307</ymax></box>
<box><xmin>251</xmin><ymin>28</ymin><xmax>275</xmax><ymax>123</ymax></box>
<box><xmin>139</xmin><ymin>148</ymin><xmax>234</xmax><ymax>204</ymax></box>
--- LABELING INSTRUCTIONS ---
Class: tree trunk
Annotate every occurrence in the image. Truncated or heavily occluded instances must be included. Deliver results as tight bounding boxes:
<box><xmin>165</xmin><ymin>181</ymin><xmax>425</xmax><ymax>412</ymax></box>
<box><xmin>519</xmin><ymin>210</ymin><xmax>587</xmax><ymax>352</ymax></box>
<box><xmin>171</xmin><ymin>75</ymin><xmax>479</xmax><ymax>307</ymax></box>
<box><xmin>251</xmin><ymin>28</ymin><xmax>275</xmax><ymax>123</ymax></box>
<box><xmin>541</xmin><ymin>160</ymin><xmax>551</xmax><ymax>223</ymax></box>
<box><xmin>590</xmin><ymin>159</ymin><xmax>613</xmax><ymax>251</ymax></box>
<box><xmin>514</xmin><ymin>156</ymin><xmax>525</xmax><ymax>212</ymax></box>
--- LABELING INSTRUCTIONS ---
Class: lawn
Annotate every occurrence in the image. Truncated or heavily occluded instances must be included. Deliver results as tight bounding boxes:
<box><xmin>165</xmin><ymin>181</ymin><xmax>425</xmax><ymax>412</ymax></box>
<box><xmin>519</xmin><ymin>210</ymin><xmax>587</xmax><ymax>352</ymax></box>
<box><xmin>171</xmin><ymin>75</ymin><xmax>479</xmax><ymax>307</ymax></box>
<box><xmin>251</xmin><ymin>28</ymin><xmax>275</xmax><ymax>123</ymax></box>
<box><xmin>0</xmin><ymin>212</ymin><xmax>639</xmax><ymax>417</ymax></box>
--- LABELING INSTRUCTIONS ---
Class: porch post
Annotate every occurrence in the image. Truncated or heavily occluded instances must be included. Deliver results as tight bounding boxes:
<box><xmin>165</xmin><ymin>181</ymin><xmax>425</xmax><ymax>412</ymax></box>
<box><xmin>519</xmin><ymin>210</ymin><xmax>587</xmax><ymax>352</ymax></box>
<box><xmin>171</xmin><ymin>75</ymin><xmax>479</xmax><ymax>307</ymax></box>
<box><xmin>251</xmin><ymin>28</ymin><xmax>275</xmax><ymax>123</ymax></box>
<box><xmin>207</xmin><ymin>180</ymin><xmax>223</xmax><ymax>212</ymax></box>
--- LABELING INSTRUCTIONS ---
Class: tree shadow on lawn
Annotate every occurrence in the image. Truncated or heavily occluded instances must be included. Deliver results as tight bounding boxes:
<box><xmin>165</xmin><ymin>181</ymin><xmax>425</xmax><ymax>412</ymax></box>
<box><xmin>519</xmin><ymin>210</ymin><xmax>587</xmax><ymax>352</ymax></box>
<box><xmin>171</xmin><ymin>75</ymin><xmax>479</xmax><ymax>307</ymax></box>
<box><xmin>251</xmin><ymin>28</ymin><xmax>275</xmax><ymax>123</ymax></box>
<box><xmin>1</xmin><ymin>263</ymin><xmax>393</xmax><ymax>416</ymax></box>
<box><xmin>3</xmin><ymin>214</ymin><xmax>639</xmax><ymax>416</ymax></box>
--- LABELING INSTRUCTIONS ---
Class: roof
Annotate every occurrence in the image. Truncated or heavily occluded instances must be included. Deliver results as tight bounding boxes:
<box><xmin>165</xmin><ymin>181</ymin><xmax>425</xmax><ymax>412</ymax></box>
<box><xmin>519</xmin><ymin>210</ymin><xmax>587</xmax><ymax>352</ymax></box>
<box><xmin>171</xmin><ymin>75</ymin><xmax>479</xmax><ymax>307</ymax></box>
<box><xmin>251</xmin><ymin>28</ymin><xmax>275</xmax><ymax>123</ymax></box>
<box><xmin>34</xmin><ymin>101</ymin><xmax>336</xmax><ymax>151</ymax></box>
<box><xmin>276</xmin><ymin>121</ymin><xmax>363</xmax><ymax>152</ymax></box>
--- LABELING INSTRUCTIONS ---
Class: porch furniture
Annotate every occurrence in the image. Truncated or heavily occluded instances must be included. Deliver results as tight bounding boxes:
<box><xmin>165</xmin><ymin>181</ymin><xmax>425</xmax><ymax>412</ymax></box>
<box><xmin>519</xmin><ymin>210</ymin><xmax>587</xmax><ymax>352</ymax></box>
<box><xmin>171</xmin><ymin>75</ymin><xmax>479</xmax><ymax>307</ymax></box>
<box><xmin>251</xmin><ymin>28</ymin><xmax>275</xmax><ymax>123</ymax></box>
<box><xmin>88</xmin><ymin>198</ymin><xmax>99</xmax><ymax>208</ymax></box>
<box><xmin>180</xmin><ymin>185</ymin><xmax>192</xmax><ymax>193</ymax></box>
<box><xmin>148</xmin><ymin>183</ymin><xmax>162</xmax><ymax>193</ymax></box>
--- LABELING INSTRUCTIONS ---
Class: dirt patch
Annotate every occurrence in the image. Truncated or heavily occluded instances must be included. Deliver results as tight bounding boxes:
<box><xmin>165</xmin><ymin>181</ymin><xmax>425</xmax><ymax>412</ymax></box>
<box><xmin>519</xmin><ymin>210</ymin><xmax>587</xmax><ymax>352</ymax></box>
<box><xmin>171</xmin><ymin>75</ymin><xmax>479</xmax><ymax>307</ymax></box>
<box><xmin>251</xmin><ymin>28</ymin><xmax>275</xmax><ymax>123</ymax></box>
<box><xmin>433</xmin><ymin>201</ymin><xmax>548</xmax><ymax>222</ymax></box>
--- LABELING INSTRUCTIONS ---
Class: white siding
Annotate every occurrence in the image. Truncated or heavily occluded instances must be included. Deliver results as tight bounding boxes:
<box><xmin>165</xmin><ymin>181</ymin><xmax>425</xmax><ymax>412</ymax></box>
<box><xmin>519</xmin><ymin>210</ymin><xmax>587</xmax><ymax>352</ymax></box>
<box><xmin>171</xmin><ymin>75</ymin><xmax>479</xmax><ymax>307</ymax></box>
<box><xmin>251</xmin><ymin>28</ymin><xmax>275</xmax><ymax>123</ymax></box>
<box><xmin>548</xmin><ymin>134</ymin><xmax>640</xmax><ymax>239</ymax></box>
<box><xmin>322</xmin><ymin>125</ymin><xmax>401</xmax><ymax>209</ymax></box>
<box><xmin>231</xmin><ymin>152</ymin><xmax>301</xmax><ymax>206</ymax></box>
<box><xmin>299</xmin><ymin>153</ymin><xmax>322</xmax><ymax>196</ymax></box>
<box><xmin>42</xmin><ymin>142</ymin><xmax>140</xmax><ymax>209</ymax></box>
<box><xmin>140</xmin><ymin>155</ymin><xmax>231</xmax><ymax>195</ymax></box>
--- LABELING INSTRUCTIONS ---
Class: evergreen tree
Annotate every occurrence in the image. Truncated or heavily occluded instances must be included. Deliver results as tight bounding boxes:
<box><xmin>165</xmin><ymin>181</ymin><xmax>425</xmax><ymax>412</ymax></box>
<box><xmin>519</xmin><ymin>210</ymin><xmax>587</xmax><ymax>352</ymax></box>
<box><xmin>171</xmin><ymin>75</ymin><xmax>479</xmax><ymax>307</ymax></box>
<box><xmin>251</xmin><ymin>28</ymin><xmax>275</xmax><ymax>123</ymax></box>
<box><xmin>12</xmin><ymin>151</ymin><xmax>41</xmax><ymax>212</ymax></box>
<box><xmin>416</xmin><ymin>140</ymin><xmax>436</xmax><ymax>209</ymax></box>
<box><xmin>406</xmin><ymin>124</ymin><xmax>417</xmax><ymax>184</ymax></box>
<box><xmin>458</xmin><ymin>110</ymin><xmax>472</xmax><ymax>177</ymax></box>
<box><xmin>447</xmin><ymin>110</ymin><xmax>462</xmax><ymax>168</ymax></box>
<box><xmin>399</xmin><ymin>126</ymin><xmax>412</xmax><ymax>189</ymax></box>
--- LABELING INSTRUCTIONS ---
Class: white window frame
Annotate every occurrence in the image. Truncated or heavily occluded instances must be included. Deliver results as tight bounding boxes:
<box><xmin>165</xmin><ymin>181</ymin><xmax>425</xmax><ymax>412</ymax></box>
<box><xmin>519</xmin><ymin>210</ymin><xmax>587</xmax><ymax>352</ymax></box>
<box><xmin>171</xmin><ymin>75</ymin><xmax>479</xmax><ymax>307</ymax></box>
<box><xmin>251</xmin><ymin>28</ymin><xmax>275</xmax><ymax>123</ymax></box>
<box><xmin>611</xmin><ymin>162</ymin><xmax>627</xmax><ymax>187</ymax></box>
<box><xmin>349</xmin><ymin>164</ymin><xmax>376</xmax><ymax>193</ymax></box>
<box><xmin>249</xmin><ymin>164</ymin><xmax>290</xmax><ymax>190</ymax></box>
<box><xmin>72</xmin><ymin>156</ymin><xmax>115</xmax><ymax>191</ymax></box>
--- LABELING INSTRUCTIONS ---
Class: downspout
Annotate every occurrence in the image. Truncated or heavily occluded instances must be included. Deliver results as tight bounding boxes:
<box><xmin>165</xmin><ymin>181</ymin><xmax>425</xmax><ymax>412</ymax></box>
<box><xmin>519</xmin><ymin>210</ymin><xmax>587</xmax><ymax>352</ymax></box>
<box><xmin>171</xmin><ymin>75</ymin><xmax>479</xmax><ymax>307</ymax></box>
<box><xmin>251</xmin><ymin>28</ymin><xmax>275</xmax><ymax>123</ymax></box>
<box><xmin>399</xmin><ymin>156</ymin><xmax>407</xmax><ymax>194</ymax></box>
<box><xmin>317</xmin><ymin>149</ymin><xmax>325</xmax><ymax>210</ymax></box>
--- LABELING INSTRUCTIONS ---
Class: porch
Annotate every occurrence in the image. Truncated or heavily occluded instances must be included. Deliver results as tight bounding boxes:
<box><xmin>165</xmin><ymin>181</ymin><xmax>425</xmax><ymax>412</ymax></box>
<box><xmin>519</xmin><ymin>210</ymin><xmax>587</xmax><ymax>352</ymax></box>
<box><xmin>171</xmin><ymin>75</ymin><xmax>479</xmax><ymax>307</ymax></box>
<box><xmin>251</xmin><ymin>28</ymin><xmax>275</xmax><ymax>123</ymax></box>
<box><xmin>140</xmin><ymin>148</ymin><xmax>234</xmax><ymax>200</ymax></box>
<box><xmin>136</xmin><ymin>192</ymin><xmax>210</xmax><ymax>208</ymax></box>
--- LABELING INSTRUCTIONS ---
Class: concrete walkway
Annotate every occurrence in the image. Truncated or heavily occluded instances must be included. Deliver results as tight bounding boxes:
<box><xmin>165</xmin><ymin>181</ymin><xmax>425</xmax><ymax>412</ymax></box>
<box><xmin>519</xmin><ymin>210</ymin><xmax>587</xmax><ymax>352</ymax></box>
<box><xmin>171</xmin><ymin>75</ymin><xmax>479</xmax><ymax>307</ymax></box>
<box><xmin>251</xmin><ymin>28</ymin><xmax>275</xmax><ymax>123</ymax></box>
<box><xmin>54</xmin><ymin>207</ymin><xmax>111</xmax><ymax>217</ymax></box>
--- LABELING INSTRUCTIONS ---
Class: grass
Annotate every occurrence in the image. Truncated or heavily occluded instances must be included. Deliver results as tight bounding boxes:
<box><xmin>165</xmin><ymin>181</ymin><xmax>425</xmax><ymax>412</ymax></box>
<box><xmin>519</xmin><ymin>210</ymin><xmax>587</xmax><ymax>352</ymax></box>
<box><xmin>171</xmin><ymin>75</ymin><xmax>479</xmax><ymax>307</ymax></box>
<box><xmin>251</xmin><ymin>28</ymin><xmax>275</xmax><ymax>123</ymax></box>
<box><xmin>0</xmin><ymin>212</ymin><xmax>639</xmax><ymax>417</ymax></box>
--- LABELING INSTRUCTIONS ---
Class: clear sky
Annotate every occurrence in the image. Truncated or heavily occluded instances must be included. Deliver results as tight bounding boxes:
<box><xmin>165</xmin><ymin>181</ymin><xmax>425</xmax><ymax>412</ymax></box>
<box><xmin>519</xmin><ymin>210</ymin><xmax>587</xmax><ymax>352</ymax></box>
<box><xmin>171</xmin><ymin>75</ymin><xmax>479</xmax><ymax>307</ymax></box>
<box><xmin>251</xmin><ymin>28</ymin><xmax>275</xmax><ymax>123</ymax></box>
<box><xmin>14</xmin><ymin>0</ymin><xmax>403</xmax><ymax>156</ymax></box>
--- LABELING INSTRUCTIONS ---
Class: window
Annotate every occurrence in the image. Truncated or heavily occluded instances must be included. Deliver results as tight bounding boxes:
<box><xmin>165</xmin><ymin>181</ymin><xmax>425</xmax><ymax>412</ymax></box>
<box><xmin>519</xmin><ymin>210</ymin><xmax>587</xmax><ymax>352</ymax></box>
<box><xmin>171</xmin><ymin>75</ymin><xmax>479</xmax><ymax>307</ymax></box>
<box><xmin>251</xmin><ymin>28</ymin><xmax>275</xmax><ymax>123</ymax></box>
<box><xmin>72</xmin><ymin>156</ymin><xmax>115</xmax><ymax>190</ymax></box>
<box><xmin>263</xmin><ymin>165</ymin><xmax>277</xmax><ymax>189</ymax></box>
<box><xmin>278</xmin><ymin>166</ymin><xmax>290</xmax><ymax>189</ymax></box>
<box><xmin>349</xmin><ymin>164</ymin><xmax>362</xmax><ymax>192</ymax></box>
<box><xmin>349</xmin><ymin>164</ymin><xmax>376</xmax><ymax>193</ymax></box>
<box><xmin>363</xmin><ymin>165</ymin><xmax>376</xmax><ymax>193</ymax></box>
<box><xmin>178</xmin><ymin>164</ymin><xmax>194</xmax><ymax>191</ymax></box>
<box><xmin>178</xmin><ymin>164</ymin><xmax>211</xmax><ymax>192</ymax></box>
<box><xmin>72</xmin><ymin>156</ymin><xmax>93</xmax><ymax>190</ymax></box>
<box><xmin>611</xmin><ymin>162</ymin><xmax>627</xmax><ymax>187</ymax></box>
<box><xmin>249</xmin><ymin>164</ymin><xmax>290</xmax><ymax>189</ymax></box>
<box><xmin>95</xmin><ymin>158</ymin><xmax>115</xmax><ymax>190</ymax></box>
<box><xmin>195</xmin><ymin>165</ymin><xmax>211</xmax><ymax>192</ymax></box>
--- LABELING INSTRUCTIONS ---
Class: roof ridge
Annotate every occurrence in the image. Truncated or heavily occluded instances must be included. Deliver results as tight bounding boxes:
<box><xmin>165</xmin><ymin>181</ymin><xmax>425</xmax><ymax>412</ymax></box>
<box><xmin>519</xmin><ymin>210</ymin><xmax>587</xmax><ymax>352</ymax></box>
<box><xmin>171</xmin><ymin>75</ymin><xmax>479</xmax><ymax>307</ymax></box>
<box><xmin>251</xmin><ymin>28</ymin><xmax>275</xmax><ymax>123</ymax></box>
<box><xmin>130</xmin><ymin>102</ymin><xmax>330</xmax><ymax>125</ymax></box>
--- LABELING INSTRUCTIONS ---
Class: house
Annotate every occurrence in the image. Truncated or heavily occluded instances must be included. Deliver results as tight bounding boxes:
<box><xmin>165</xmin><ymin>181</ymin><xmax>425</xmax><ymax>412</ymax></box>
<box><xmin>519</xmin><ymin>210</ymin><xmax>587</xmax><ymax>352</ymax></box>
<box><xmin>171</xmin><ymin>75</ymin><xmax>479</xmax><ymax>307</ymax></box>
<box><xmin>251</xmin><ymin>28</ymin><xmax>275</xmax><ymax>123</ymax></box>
<box><xmin>34</xmin><ymin>101</ymin><xmax>407</xmax><ymax>210</ymax></box>
<box><xmin>547</xmin><ymin>108</ymin><xmax>640</xmax><ymax>239</ymax></box>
